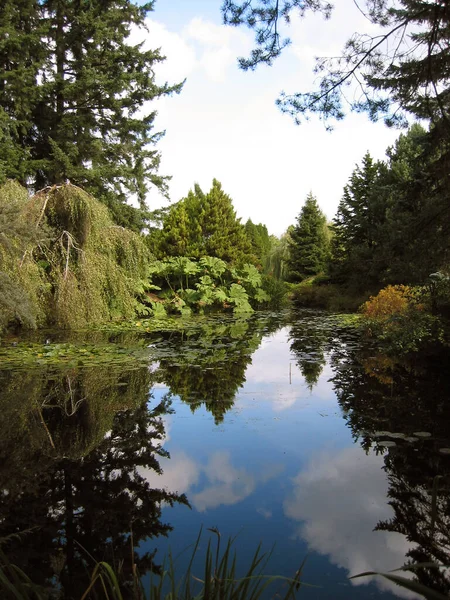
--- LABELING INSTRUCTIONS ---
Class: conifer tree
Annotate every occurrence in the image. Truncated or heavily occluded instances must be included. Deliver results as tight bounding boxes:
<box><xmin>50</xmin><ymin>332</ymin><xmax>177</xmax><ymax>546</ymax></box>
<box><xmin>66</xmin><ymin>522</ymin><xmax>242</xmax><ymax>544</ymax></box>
<box><xmin>288</xmin><ymin>193</ymin><xmax>329</xmax><ymax>282</ymax></box>
<box><xmin>222</xmin><ymin>1</ymin><xmax>450</xmax><ymax>129</ymax></box>
<box><xmin>376</xmin><ymin>125</ymin><xmax>450</xmax><ymax>283</ymax></box>
<box><xmin>331</xmin><ymin>153</ymin><xmax>385</xmax><ymax>286</ymax></box>
<box><xmin>157</xmin><ymin>190</ymin><xmax>202</xmax><ymax>257</ymax></box>
<box><xmin>0</xmin><ymin>0</ymin><xmax>182</xmax><ymax>230</ymax></box>
<box><xmin>199</xmin><ymin>179</ymin><xmax>253</xmax><ymax>263</ymax></box>
<box><xmin>157</xmin><ymin>179</ymin><xmax>253</xmax><ymax>265</ymax></box>
<box><xmin>245</xmin><ymin>219</ymin><xmax>271</xmax><ymax>265</ymax></box>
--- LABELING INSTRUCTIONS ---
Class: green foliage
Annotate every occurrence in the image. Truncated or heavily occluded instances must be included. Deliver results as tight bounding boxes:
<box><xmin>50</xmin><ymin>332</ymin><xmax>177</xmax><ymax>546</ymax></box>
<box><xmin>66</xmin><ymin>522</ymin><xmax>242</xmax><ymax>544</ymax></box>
<box><xmin>0</xmin><ymin>0</ymin><xmax>182</xmax><ymax>230</ymax></box>
<box><xmin>360</xmin><ymin>285</ymin><xmax>442</xmax><ymax>354</ymax></box>
<box><xmin>0</xmin><ymin>527</ymin><xmax>305</xmax><ymax>600</ymax></box>
<box><xmin>222</xmin><ymin>1</ymin><xmax>450</xmax><ymax>129</ymax></box>
<box><xmin>291</xmin><ymin>281</ymin><xmax>369</xmax><ymax>312</ymax></box>
<box><xmin>260</xmin><ymin>275</ymin><xmax>290</xmax><ymax>309</ymax></box>
<box><xmin>428</xmin><ymin>272</ymin><xmax>450</xmax><ymax>318</ymax></box>
<box><xmin>141</xmin><ymin>256</ymin><xmax>271</xmax><ymax>316</ymax></box>
<box><xmin>264</xmin><ymin>229</ymin><xmax>292</xmax><ymax>280</ymax></box>
<box><xmin>328</xmin><ymin>126</ymin><xmax>450</xmax><ymax>293</ymax></box>
<box><xmin>374</xmin><ymin>125</ymin><xmax>450</xmax><ymax>285</ymax></box>
<box><xmin>245</xmin><ymin>218</ymin><xmax>271</xmax><ymax>266</ymax></box>
<box><xmin>288</xmin><ymin>193</ymin><xmax>329</xmax><ymax>282</ymax></box>
<box><xmin>331</xmin><ymin>153</ymin><xmax>385</xmax><ymax>288</ymax></box>
<box><xmin>0</xmin><ymin>366</ymin><xmax>188</xmax><ymax>597</ymax></box>
<box><xmin>0</xmin><ymin>181</ymin><xmax>49</xmax><ymax>330</ymax></box>
<box><xmin>154</xmin><ymin>179</ymin><xmax>254</xmax><ymax>265</ymax></box>
<box><xmin>0</xmin><ymin>182</ymin><xmax>152</xmax><ymax>332</ymax></box>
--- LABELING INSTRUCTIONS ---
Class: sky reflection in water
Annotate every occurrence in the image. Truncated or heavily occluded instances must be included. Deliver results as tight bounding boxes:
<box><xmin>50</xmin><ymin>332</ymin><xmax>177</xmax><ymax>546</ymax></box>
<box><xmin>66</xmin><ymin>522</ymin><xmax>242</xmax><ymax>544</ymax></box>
<box><xmin>143</xmin><ymin>327</ymin><xmax>417</xmax><ymax>599</ymax></box>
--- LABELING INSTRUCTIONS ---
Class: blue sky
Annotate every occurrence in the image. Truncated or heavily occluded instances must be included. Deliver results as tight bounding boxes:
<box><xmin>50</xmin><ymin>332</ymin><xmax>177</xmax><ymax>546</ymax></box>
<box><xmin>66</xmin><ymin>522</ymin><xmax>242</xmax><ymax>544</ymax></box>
<box><xmin>135</xmin><ymin>1</ymin><xmax>401</xmax><ymax>235</ymax></box>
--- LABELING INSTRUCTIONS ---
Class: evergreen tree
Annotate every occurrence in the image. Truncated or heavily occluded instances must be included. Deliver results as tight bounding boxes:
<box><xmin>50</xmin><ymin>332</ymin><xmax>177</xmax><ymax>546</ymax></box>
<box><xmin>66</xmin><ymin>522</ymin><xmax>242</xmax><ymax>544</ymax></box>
<box><xmin>288</xmin><ymin>193</ymin><xmax>329</xmax><ymax>282</ymax></box>
<box><xmin>0</xmin><ymin>0</ymin><xmax>46</xmax><ymax>185</ymax></box>
<box><xmin>245</xmin><ymin>219</ymin><xmax>271</xmax><ymax>266</ymax></box>
<box><xmin>200</xmin><ymin>179</ymin><xmax>253</xmax><ymax>263</ymax></box>
<box><xmin>157</xmin><ymin>179</ymin><xmax>253</xmax><ymax>265</ymax></box>
<box><xmin>376</xmin><ymin>125</ymin><xmax>450</xmax><ymax>283</ymax></box>
<box><xmin>222</xmin><ymin>1</ymin><xmax>450</xmax><ymax>129</ymax></box>
<box><xmin>331</xmin><ymin>153</ymin><xmax>385</xmax><ymax>287</ymax></box>
<box><xmin>0</xmin><ymin>0</ymin><xmax>182</xmax><ymax>230</ymax></box>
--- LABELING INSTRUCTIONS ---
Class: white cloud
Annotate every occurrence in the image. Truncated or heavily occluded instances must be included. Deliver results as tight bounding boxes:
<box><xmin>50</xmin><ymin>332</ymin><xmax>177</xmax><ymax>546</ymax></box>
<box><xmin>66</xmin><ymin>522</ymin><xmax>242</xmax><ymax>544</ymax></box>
<box><xmin>284</xmin><ymin>446</ymin><xmax>419</xmax><ymax>598</ymax></box>
<box><xmin>139</xmin><ymin>450</ymin><xmax>283</xmax><ymax>512</ymax></box>
<box><xmin>240</xmin><ymin>328</ymin><xmax>336</xmax><ymax>409</ymax></box>
<box><xmin>191</xmin><ymin>452</ymin><xmax>256</xmax><ymax>511</ymax></box>
<box><xmin>138</xmin><ymin>8</ymin><xmax>403</xmax><ymax>235</ymax></box>
<box><xmin>129</xmin><ymin>20</ymin><xmax>197</xmax><ymax>83</ymax></box>
<box><xmin>182</xmin><ymin>17</ymin><xmax>252</xmax><ymax>83</ymax></box>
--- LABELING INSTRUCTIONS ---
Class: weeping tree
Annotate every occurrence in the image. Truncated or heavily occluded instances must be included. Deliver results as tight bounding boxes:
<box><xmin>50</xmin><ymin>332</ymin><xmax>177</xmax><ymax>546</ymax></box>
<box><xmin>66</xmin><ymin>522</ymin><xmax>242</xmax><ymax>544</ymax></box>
<box><xmin>0</xmin><ymin>180</ymin><xmax>48</xmax><ymax>330</ymax></box>
<box><xmin>0</xmin><ymin>181</ymin><xmax>151</xmax><ymax>331</ymax></box>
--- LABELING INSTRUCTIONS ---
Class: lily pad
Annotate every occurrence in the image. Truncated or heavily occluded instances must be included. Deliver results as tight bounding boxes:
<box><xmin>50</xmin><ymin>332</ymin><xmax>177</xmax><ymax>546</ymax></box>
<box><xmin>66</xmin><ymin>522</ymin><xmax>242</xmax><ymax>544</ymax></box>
<box><xmin>439</xmin><ymin>448</ymin><xmax>450</xmax><ymax>455</ymax></box>
<box><xmin>373</xmin><ymin>431</ymin><xmax>407</xmax><ymax>439</ymax></box>
<box><xmin>378</xmin><ymin>441</ymin><xmax>397</xmax><ymax>448</ymax></box>
<box><xmin>413</xmin><ymin>432</ymin><xmax>432</xmax><ymax>438</ymax></box>
<box><xmin>405</xmin><ymin>437</ymin><xmax>419</xmax><ymax>443</ymax></box>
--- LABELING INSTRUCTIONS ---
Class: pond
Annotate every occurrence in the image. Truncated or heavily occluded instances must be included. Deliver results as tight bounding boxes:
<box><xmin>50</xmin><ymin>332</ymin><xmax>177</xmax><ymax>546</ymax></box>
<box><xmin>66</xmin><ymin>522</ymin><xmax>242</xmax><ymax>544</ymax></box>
<box><xmin>1</xmin><ymin>310</ymin><xmax>449</xmax><ymax>599</ymax></box>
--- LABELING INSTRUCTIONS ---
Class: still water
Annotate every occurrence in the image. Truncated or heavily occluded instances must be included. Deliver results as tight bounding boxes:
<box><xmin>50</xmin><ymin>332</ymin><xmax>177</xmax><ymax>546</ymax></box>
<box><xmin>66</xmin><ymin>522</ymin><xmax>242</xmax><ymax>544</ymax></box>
<box><xmin>1</xmin><ymin>311</ymin><xmax>449</xmax><ymax>599</ymax></box>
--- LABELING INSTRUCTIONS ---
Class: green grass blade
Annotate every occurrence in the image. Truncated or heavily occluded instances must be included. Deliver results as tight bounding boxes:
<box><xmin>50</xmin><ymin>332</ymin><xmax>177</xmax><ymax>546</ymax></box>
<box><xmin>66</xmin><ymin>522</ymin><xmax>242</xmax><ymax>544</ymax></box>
<box><xmin>351</xmin><ymin>571</ymin><xmax>449</xmax><ymax>600</ymax></box>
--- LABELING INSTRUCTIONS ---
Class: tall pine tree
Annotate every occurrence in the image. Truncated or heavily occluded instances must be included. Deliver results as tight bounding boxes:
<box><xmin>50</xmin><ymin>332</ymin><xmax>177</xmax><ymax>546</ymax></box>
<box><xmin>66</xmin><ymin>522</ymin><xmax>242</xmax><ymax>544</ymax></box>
<box><xmin>0</xmin><ymin>0</ymin><xmax>182</xmax><ymax>230</ymax></box>
<box><xmin>288</xmin><ymin>193</ymin><xmax>329</xmax><ymax>282</ymax></box>
<box><xmin>331</xmin><ymin>153</ymin><xmax>385</xmax><ymax>287</ymax></box>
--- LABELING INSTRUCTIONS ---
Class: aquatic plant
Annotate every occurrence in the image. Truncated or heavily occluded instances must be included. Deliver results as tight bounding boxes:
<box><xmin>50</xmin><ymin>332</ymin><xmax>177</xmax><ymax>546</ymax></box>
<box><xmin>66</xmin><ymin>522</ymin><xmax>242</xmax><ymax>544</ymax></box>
<box><xmin>0</xmin><ymin>528</ymin><xmax>305</xmax><ymax>600</ymax></box>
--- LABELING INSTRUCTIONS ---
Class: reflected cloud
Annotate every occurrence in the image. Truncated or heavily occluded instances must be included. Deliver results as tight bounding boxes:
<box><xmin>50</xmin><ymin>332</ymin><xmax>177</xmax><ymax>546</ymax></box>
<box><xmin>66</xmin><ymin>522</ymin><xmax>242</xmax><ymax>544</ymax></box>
<box><xmin>241</xmin><ymin>329</ymin><xmax>338</xmax><ymax>411</ymax></box>
<box><xmin>284</xmin><ymin>446</ymin><xmax>418</xmax><ymax>599</ymax></box>
<box><xmin>140</xmin><ymin>451</ymin><xmax>283</xmax><ymax>513</ymax></box>
<box><xmin>256</xmin><ymin>507</ymin><xmax>272</xmax><ymax>519</ymax></box>
<box><xmin>191</xmin><ymin>453</ymin><xmax>255</xmax><ymax>512</ymax></box>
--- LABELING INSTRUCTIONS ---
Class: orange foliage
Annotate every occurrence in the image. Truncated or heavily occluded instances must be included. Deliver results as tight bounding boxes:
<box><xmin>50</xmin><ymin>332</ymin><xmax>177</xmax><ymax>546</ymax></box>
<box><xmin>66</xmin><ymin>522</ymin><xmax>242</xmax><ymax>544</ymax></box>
<box><xmin>361</xmin><ymin>354</ymin><xmax>397</xmax><ymax>384</ymax></box>
<box><xmin>360</xmin><ymin>285</ymin><xmax>413</xmax><ymax>320</ymax></box>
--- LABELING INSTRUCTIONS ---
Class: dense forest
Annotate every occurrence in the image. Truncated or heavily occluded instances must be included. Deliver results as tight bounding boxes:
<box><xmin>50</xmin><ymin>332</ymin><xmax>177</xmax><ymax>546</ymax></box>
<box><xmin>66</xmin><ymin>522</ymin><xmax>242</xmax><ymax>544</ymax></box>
<box><xmin>0</xmin><ymin>0</ymin><xmax>449</xmax><ymax>336</ymax></box>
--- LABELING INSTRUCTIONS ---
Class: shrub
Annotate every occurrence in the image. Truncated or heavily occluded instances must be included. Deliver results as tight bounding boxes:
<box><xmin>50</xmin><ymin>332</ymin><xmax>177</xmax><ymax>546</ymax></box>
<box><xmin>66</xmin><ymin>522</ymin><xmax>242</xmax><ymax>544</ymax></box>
<box><xmin>291</xmin><ymin>283</ymin><xmax>368</xmax><ymax>312</ymax></box>
<box><xmin>141</xmin><ymin>257</ymin><xmax>271</xmax><ymax>316</ymax></box>
<box><xmin>360</xmin><ymin>285</ymin><xmax>412</xmax><ymax>320</ymax></box>
<box><xmin>360</xmin><ymin>285</ymin><xmax>441</xmax><ymax>354</ymax></box>
<box><xmin>260</xmin><ymin>275</ymin><xmax>290</xmax><ymax>309</ymax></box>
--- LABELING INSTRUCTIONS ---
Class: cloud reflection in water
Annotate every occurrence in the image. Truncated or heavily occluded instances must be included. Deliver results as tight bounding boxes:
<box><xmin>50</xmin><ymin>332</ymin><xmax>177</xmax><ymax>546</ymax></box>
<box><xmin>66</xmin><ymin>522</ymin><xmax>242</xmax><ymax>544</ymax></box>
<box><xmin>140</xmin><ymin>449</ymin><xmax>283</xmax><ymax>513</ymax></box>
<box><xmin>284</xmin><ymin>446</ymin><xmax>418</xmax><ymax>599</ymax></box>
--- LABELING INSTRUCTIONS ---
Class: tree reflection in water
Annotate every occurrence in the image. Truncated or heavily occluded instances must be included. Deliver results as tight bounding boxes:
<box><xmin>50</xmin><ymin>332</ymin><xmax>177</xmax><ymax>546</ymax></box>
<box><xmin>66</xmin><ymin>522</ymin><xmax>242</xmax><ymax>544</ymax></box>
<box><xmin>155</xmin><ymin>314</ymin><xmax>284</xmax><ymax>423</ymax></box>
<box><xmin>0</xmin><ymin>366</ymin><xmax>188</xmax><ymax>600</ymax></box>
<box><xmin>331</xmin><ymin>342</ymin><xmax>450</xmax><ymax>595</ymax></box>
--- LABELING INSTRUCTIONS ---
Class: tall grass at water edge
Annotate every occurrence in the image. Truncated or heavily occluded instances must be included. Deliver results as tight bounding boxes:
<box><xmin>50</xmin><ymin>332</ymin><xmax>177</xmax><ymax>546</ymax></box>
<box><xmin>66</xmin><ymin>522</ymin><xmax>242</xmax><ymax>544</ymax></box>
<box><xmin>0</xmin><ymin>528</ymin><xmax>305</xmax><ymax>600</ymax></box>
<box><xmin>0</xmin><ymin>528</ymin><xmax>448</xmax><ymax>599</ymax></box>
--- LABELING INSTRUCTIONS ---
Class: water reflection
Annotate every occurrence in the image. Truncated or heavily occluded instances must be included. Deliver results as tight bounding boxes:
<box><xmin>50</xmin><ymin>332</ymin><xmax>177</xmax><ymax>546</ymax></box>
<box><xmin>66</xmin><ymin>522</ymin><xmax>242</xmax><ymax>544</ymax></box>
<box><xmin>332</xmin><ymin>345</ymin><xmax>450</xmax><ymax>595</ymax></box>
<box><xmin>289</xmin><ymin>318</ymin><xmax>328</xmax><ymax>390</ymax></box>
<box><xmin>284</xmin><ymin>446</ymin><xmax>416</xmax><ymax>598</ymax></box>
<box><xmin>154</xmin><ymin>315</ymin><xmax>284</xmax><ymax>423</ymax></box>
<box><xmin>1</xmin><ymin>312</ymin><xmax>449</xmax><ymax>599</ymax></box>
<box><xmin>0</xmin><ymin>367</ymin><xmax>188</xmax><ymax>599</ymax></box>
<box><xmin>142</xmin><ymin>450</ymin><xmax>284</xmax><ymax>512</ymax></box>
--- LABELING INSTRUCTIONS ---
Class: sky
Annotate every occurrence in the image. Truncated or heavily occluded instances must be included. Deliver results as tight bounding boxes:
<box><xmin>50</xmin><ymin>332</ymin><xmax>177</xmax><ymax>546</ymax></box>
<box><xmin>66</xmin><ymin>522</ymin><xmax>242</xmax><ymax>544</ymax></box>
<box><xmin>134</xmin><ymin>0</ymin><xmax>402</xmax><ymax>236</ymax></box>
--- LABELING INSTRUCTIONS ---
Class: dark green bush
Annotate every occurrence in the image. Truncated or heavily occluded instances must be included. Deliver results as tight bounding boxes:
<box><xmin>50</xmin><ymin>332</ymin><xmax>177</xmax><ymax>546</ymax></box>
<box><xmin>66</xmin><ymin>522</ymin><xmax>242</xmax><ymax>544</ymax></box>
<box><xmin>291</xmin><ymin>283</ymin><xmax>369</xmax><ymax>312</ymax></box>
